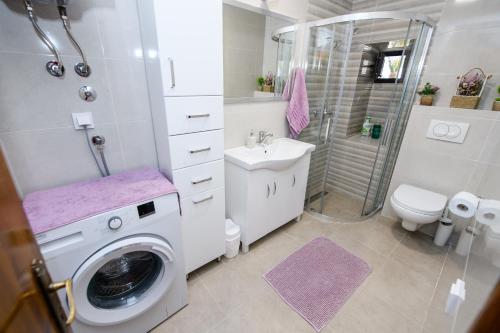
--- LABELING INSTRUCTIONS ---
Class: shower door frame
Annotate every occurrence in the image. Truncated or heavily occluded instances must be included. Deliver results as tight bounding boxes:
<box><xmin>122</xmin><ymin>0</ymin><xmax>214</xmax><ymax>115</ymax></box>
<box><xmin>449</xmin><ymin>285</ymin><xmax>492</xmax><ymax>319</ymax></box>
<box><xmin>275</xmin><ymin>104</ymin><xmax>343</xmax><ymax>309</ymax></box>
<box><xmin>361</xmin><ymin>20</ymin><xmax>434</xmax><ymax>216</ymax></box>
<box><xmin>301</xmin><ymin>11</ymin><xmax>436</xmax><ymax>220</ymax></box>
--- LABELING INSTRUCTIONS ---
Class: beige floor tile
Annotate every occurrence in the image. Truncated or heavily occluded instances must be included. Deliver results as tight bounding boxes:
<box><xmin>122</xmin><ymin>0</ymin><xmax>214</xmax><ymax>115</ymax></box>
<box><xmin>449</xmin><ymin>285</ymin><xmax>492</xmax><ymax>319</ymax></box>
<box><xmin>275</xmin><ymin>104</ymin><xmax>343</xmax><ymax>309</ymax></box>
<box><xmin>152</xmin><ymin>278</ymin><xmax>225</xmax><ymax>333</ymax></box>
<box><xmin>328</xmin><ymin>287</ymin><xmax>422</xmax><ymax>333</ymax></box>
<box><xmin>391</xmin><ymin>232</ymin><xmax>448</xmax><ymax>285</ymax></box>
<box><xmin>363</xmin><ymin>258</ymin><xmax>436</xmax><ymax>324</ymax></box>
<box><xmin>283</xmin><ymin>214</ymin><xmax>346</xmax><ymax>243</ymax></box>
<box><xmin>197</xmin><ymin>259</ymin><xmax>273</xmax><ymax>315</ymax></box>
<box><xmin>337</xmin><ymin>216</ymin><xmax>407</xmax><ymax>256</ymax></box>
<box><xmin>207</xmin><ymin>287</ymin><xmax>318</xmax><ymax>333</ymax></box>
<box><xmin>158</xmin><ymin>200</ymin><xmax>496</xmax><ymax>333</ymax></box>
<box><xmin>423</xmin><ymin>301</ymin><xmax>455</xmax><ymax>333</ymax></box>
<box><xmin>430</xmin><ymin>251</ymin><xmax>466</xmax><ymax>308</ymax></box>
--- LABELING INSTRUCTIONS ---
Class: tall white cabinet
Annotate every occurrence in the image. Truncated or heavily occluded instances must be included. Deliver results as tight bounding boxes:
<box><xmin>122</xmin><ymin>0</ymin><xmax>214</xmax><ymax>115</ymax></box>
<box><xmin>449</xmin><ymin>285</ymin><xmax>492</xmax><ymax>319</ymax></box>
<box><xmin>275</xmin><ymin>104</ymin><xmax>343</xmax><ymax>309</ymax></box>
<box><xmin>142</xmin><ymin>0</ymin><xmax>225</xmax><ymax>274</ymax></box>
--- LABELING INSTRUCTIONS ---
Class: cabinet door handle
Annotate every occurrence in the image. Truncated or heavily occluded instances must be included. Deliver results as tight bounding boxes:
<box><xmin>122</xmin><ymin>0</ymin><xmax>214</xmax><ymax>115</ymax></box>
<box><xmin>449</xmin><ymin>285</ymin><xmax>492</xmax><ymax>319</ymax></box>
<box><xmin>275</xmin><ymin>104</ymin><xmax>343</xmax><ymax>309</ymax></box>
<box><xmin>273</xmin><ymin>181</ymin><xmax>277</xmax><ymax>195</ymax></box>
<box><xmin>193</xmin><ymin>194</ymin><xmax>213</xmax><ymax>204</ymax></box>
<box><xmin>168</xmin><ymin>57</ymin><xmax>176</xmax><ymax>88</ymax></box>
<box><xmin>189</xmin><ymin>147</ymin><xmax>211</xmax><ymax>154</ymax></box>
<box><xmin>187</xmin><ymin>113</ymin><xmax>210</xmax><ymax>119</ymax></box>
<box><xmin>267</xmin><ymin>184</ymin><xmax>270</xmax><ymax>198</ymax></box>
<box><xmin>191</xmin><ymin>176</ymin><xmax>213</xmax><ymax>185</ymax></box>
<box><xmin>292</xmin><ymin>175</ymin><xmax>296</xmax><ymax>187</ymax></box>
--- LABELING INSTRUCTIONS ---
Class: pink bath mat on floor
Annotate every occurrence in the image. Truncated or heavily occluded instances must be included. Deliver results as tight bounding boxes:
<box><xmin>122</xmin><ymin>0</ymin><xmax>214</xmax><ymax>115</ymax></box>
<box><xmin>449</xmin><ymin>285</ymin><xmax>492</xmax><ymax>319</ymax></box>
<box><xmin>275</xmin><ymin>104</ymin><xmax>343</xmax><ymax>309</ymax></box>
<box><xmin>263</xmin><ymin>237</ymin><xmax>371</xmax><ymax>332</ymax></box>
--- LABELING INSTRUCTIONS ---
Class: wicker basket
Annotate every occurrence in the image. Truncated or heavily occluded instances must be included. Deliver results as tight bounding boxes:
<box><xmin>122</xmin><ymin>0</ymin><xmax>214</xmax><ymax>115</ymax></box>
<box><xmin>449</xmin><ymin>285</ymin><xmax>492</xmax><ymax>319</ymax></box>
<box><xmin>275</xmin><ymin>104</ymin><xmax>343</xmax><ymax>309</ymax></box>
<box><xmin>420</xmin><ymin>95</ymin><xmax>433</xmax><ymax>106</ymax></box>
<box><xmin>493</xmin><ymin>101</ymin><xmax>500</xmax><ymax>112</ymax></box>
<box><xmin>450</xmin><ymin>96</ymin><xmax>480</xmax><ymax>109</ymax></box>
<box><xmin>451</xmin><ymin>68</ymin><xmax>491</xmax><ymax>109</ymax></box>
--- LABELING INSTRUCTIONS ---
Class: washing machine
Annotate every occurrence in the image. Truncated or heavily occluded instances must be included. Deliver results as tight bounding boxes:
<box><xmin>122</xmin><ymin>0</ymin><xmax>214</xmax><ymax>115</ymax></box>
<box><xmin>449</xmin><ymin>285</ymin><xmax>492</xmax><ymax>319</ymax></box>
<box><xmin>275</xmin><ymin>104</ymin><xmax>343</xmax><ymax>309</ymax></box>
<box><xmin>26</xmin><ymin>170</ymin><xmax>188</xmax><ymax>333</ymax></box>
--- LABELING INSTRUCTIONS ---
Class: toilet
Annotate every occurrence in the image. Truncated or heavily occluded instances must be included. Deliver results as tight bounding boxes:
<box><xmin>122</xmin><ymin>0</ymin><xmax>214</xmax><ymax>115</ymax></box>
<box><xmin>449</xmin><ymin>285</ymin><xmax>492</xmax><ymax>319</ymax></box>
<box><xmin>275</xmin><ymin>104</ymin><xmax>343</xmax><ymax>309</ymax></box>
<box><xmin>390</xmin><ymin>184</ymin><xmax>447</xmax><ymax>231</ymax></box>
<box><xmin>484</xmin><ymin>224</ymin><xmax>500</xmax><ymax>268</ymax></box>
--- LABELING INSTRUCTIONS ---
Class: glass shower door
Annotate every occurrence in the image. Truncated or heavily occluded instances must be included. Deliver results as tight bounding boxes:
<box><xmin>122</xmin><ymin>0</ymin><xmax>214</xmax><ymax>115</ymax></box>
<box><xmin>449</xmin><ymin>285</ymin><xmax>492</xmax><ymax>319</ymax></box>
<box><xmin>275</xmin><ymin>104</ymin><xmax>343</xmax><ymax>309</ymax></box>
<box><xmin>304</xmin><ymin>21</ymin><xmax>353</xmax><ymax>215</ymax></box>
<box><xmin>361</xmin><ymin>20</ymin><xmax>434</xmax><ymax>216</ymax></box>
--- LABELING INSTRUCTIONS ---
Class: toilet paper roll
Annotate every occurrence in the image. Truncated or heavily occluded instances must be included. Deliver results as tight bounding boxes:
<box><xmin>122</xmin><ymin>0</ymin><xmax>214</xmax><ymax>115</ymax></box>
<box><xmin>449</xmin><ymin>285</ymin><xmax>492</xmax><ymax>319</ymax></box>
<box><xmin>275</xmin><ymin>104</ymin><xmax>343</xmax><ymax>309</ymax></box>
<box><xmin>448</xmin><ymin>191</ymin><xmax>480</xmax><ymax>219</ymax></box>
<box><xmin>476</xmin><ymin>200</ymin><xmax>500</xmax><ymax>226</ymax></box>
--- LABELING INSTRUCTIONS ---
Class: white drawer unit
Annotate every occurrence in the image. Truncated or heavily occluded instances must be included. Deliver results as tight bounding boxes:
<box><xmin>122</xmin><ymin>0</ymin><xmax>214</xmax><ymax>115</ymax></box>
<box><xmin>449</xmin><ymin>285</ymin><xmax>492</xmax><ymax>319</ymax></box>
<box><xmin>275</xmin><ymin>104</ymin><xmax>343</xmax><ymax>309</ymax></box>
<box><xmin>169</xmin><ymin>130</ymin><xmax>224</xmax><ymax>170</ymax></box>
<box><xmin>165</xmin><ymin>96</ymin><xmax>223</xmax><ymax>135</ymax></box>
<box><xmin>172</xmin><ymin>160</ymin><xmax>224</xmax><ymax>198</ymax></box>
<box><xmin>181</xmin><ymin>187</ymin><xmax>225</xmax><ymax>274</ymax></box>
<box><xmin>143</xmin><ymin>0</ymin><xmax>225</xmax><ymax>274</ymax></box>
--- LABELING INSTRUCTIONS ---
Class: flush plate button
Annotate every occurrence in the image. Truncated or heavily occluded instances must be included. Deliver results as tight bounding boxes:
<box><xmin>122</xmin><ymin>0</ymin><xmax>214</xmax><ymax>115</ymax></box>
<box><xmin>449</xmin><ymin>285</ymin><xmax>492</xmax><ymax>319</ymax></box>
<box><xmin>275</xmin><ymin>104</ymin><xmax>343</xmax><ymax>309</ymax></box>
<box><xmin>108</xmin><ymin>216</ymin><xmax>123</xmax><ymax>230</ymax></box>
<box><xmin>426</xmin><ymin>119</ymin><xmax>469</xmax><ymax>143</ymax></box>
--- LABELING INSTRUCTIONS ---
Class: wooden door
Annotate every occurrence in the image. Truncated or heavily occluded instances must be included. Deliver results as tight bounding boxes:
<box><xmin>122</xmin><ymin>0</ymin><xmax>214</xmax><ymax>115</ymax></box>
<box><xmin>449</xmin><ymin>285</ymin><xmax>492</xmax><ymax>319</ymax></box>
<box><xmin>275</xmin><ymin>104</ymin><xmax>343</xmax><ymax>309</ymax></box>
<box><xmin>0</xmin><ymin>149</ymin><xmax>72</xmax><ymax>333</ymax></box>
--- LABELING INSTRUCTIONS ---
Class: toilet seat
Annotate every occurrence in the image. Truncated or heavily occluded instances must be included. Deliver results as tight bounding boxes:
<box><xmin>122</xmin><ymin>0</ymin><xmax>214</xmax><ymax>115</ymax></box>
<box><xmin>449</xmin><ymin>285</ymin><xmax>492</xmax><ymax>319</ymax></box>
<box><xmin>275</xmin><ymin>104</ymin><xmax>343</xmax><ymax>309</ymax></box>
<box><xmin>391</xmin><ymin>184</ymin><xmax>447</xmax><ymax>216</ymax></box>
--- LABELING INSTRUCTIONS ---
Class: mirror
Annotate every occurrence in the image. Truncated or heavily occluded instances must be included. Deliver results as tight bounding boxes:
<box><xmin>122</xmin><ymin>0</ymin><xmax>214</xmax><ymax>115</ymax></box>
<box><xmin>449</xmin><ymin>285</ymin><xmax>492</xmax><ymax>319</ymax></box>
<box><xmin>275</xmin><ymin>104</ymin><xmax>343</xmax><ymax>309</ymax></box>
<box><xmin>223</xmin><ymin>2</ymin><xmax>296</xmax><ymax>102</ymax></box>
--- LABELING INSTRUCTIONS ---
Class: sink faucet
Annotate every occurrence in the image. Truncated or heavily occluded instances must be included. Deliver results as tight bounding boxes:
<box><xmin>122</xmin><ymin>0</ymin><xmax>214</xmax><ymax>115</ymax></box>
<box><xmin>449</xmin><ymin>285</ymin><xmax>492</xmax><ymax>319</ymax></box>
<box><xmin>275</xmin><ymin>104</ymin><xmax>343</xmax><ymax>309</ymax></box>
<box><xmin>258</xmin><ymin>131</ymin><xmax>274</xmax><ymax>144</ymax></box>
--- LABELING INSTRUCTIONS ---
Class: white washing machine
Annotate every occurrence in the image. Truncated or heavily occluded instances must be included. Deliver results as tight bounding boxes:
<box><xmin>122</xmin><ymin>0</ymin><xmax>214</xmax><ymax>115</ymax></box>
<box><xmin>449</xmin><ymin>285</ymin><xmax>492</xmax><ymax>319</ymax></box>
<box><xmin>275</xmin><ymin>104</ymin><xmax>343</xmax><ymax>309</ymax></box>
<box><xmin>35</xmin><ymin>193</ymin><xmax>187</xmax><ymax>333</ymax></box>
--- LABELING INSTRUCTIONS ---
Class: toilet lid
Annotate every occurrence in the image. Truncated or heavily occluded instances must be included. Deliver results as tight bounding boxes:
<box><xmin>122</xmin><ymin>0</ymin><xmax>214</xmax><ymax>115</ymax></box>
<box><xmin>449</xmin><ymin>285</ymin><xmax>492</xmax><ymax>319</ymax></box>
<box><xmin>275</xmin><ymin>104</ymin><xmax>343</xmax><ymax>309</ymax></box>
<box><xmin>392</xmin><ymin>184</ymin><xmax>447</xmax><ymax>215</ymax></box>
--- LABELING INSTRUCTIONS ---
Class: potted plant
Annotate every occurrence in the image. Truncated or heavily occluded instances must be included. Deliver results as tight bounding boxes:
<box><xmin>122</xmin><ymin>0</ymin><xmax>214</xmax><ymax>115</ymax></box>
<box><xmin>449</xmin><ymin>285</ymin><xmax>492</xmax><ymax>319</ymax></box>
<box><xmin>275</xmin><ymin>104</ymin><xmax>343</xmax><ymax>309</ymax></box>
<box><xmin>493</xmin><ymin>85</ymin><xmax>500</xmax><ymax>111</ymax></box>
<box><xmin>417</xmin><ymin>82</ymin><xmax>439</xmax><ymax>106</ymax></box>
<box><xmin>256</xmin><ymin>76</ymin><xmax>265</xmax><ymax>91</ymax></box>
<box><xmin>450</xmin><ymin>68</ymin><xmax>492</xmax><ymax>109</ymax></box>
<box><xmin>262</xmin><ymin>72</ymin><xmax>275</xmax><ymax>93</ymax></box>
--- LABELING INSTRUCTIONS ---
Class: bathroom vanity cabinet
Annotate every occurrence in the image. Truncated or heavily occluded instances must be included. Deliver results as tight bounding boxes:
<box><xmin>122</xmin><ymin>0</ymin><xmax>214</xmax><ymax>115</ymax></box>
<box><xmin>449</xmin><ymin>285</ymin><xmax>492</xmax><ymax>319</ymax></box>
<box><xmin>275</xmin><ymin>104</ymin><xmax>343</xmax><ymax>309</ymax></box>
<box><xmin>225</xmin><ymin>154</ymin><xmax>312</xmax><ymax>252</ymax></box>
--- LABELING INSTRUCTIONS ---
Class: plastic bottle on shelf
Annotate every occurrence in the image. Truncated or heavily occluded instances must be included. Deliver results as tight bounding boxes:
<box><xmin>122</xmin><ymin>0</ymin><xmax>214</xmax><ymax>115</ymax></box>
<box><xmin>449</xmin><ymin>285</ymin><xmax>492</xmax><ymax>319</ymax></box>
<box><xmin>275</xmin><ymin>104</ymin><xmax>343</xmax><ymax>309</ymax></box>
<box><xmin>361</xmin><ymin>116</ymin><xmax>372</xmax><ymax>136</ymax></box>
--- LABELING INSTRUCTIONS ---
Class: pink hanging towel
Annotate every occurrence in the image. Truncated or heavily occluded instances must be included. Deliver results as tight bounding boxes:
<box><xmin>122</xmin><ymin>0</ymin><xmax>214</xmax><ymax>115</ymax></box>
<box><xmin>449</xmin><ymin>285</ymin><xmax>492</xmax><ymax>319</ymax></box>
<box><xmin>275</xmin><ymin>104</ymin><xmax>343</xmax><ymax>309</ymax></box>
<box><xmin>283</xmin><ymin>68</ymin><xmax>309</xmax><ymax>139</ymax></box>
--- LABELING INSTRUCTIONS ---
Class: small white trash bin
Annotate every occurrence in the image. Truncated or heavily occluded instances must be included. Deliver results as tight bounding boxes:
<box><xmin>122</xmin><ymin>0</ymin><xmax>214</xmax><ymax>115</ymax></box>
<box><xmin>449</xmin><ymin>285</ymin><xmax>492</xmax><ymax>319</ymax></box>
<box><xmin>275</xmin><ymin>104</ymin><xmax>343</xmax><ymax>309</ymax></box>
<box><xmin>225</xmin><ymin>218</ymin><xmax>241</xmax><ymax>259</ymax></box>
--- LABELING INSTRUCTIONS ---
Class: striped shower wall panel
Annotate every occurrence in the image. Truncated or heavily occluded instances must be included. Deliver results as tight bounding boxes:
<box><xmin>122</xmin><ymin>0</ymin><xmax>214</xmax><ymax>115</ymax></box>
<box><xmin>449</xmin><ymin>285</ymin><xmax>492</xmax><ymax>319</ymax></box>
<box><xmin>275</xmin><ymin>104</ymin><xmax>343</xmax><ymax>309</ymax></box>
<box><xmin>303</xmin><ymin>0</ymin><xmax>446</xmax><ymax>202</ymax></box>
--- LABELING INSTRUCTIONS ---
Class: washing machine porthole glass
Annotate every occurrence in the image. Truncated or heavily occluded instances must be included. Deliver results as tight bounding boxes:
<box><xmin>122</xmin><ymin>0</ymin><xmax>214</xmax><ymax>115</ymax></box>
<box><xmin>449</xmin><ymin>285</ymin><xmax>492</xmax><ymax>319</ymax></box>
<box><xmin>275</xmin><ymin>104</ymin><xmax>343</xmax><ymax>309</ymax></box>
<box><xmin>87</xmin><ymin>251</ymin><xmax>162</xmax><ymax>309</ymax></box>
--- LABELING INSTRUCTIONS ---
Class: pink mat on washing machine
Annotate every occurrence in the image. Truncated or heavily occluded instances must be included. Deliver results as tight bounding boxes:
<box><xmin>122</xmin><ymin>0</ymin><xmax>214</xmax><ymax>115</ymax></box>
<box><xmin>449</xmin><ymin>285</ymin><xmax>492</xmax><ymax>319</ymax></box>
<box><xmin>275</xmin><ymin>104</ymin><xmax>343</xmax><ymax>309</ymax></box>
<box><xmin>263</xmin><ymin>237</ymin><xmax>371</xmax><ymax>332</ymax></box>
<box><xmin>23</xmin><ymin>168</ymin><xmax>177</xmax><ymax>234</ymax></box>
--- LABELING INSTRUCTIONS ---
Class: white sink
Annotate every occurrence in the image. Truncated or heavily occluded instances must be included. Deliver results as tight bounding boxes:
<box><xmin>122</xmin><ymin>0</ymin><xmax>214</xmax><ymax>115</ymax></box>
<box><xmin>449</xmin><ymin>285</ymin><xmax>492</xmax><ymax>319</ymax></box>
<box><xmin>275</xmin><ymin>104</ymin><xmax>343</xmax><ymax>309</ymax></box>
<box><xmin>224</xmin><ymin>138</ymin><xmax>316</xmax><ymax>171</ymax></box>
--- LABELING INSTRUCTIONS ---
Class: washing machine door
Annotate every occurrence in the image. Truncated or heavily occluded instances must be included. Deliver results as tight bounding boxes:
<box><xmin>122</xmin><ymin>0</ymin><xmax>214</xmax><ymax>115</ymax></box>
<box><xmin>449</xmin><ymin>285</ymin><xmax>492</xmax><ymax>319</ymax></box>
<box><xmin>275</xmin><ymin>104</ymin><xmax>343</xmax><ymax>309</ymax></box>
<box><xmin>72</xmin><ymin>235</ymin><xmax>176</xmax><ymax>326</ymax></box>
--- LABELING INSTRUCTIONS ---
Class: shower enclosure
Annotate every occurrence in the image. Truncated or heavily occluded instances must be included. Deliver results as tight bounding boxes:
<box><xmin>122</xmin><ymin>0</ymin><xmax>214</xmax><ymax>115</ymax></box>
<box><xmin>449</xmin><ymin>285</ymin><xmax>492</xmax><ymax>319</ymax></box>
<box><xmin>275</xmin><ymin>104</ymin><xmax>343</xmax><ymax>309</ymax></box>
<box><xmin>298</xmin><ymin>12</ymin><xmax>435</xmax><ymax>221</ymax></box>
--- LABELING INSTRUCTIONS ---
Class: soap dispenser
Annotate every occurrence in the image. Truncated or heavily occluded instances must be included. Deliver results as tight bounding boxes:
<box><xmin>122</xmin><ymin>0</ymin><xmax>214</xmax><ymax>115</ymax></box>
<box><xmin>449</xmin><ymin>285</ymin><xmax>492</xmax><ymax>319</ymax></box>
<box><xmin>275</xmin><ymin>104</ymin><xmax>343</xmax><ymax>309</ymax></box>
<box><xmin>246</xmin><ymin>129</ymin><xmax>257</xmax><ymax>148</ymax></box>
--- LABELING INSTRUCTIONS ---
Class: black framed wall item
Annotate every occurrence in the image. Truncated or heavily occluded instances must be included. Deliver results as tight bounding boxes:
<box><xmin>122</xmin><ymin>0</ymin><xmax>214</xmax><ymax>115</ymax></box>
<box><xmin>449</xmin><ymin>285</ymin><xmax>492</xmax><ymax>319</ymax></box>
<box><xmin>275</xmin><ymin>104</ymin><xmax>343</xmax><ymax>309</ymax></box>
<box><xmin>374</xmin><ymin>49</ymin><xmax>411</xmax><ymax>83</ymax></box>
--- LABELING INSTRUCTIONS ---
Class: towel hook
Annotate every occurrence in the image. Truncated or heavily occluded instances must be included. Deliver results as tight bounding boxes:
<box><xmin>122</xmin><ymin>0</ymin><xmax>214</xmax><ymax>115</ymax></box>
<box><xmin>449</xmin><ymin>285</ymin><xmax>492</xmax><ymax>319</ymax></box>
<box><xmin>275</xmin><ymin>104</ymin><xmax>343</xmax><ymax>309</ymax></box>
<box><xmin>23</xmin><ymin>0</ymin><xmax>65</xmax><ymax>77</ymax></box>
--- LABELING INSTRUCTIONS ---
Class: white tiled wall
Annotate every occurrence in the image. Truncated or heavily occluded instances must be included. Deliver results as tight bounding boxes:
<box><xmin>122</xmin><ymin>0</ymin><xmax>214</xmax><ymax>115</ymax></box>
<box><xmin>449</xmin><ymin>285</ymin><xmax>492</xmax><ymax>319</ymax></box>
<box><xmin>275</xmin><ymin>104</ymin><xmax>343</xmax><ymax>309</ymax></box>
<box><xmin>382</xmin><ymin>106</ymin><xmax>500</xmax><ymax>221</ymax></box>
<box><xmin>0</xmin><ymin>0</ymin><xmax>157</xmax><ymax>196</ymax></box>
<box><xmin>382</xmin><ymin>0</ymin><xmax>500</xmax><ymax>223</ymax></box>
<box><xmin>420</xmin><ymin>0</ymin><xmax>500</xmax><ymax>109</ymax></box>
<box><xmin>224</xmin><ymin>101</ymin><xmax>289</xmax><ymax>148</ymax></box>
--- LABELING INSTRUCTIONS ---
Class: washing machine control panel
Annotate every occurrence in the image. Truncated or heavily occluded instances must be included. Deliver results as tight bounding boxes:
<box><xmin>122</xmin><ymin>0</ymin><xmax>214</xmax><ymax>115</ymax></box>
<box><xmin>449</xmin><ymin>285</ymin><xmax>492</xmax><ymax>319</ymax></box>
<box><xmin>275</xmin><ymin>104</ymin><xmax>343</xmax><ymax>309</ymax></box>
<box><xmin>108</xmin><ymin>216</ymin><xmax>123</xmax><ymax>230</ymax></box>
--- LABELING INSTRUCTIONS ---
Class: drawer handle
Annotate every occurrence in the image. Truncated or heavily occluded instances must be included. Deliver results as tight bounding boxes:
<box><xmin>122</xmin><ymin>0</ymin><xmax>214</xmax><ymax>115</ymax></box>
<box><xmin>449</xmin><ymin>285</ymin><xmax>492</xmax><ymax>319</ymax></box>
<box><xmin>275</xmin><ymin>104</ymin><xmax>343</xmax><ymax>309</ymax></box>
<box><xmin>266</xmin><ymin>184</ymin><xmax>270</xmax><ymax>198</ymax></box>
<box><xmin>273</xmin><ymin>181</ymin><xmax>277</xmax><ymax>195</ymax></box>
<box><xmin>191</xmin><ymin>176</ymin><xmax>212</xmax><ymax>185</ymax></box>
<box><xmin>292</xmin><ymin>175</ymin><xmax>296</xmax><ymax>187</ymax></box>
<box><xmin>193</xmin><ymin>195</ymin><xmax>213</xmax><ymax>204</ymax></box>
<box><xmin>189</xmin><ymin>147</ymin><xmax>211</xmax><ymax>154</ymax></box>
<box><xmin>187</xmin><ymin>113</ymin><xmax>210</xmax><ymax>119</ymax></box>
<box><xmin>169</xmin><ymin>57</ymin><xmax>175</xmax><ymax>88</ymax></box>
